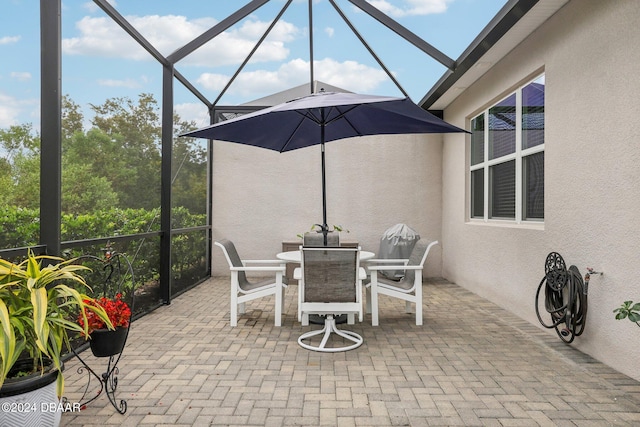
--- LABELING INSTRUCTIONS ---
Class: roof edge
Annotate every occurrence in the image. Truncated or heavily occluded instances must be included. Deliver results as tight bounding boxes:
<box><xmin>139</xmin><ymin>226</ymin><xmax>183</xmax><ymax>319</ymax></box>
<box><xmin>419</xmin><ymin>0</ymin><xmax>539</xmax><ymax>109</ymax></box>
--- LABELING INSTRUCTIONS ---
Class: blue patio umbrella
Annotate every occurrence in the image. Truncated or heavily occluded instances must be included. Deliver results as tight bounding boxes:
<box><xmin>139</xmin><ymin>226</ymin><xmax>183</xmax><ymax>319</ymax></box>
<box><xmin>181</xmin><ymin>91</ymin><xmax>468</xmax><ymax>244</ymax></box>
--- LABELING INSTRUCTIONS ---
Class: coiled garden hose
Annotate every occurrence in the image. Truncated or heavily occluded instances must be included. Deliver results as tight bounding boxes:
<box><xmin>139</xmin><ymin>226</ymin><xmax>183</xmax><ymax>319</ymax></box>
<box><xmin>535</xmin><ymin>252</ymin><xmax>589</xmax><ymax>343</ymax></box>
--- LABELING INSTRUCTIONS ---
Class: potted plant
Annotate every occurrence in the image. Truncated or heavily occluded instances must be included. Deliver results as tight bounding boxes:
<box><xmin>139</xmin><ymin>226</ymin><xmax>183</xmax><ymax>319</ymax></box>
<box><xmin>78</xmin><ymin>293</ymin><xmax>131</xmax><ymax>357</ymax></box>
<box><xmin>297</xmin><ymin>224</ymin><xmax>349</xmax><ymax>239</ymax></box>
<box><xmin>614</xmin><ymin>301</ymin><xmax>640</xmax><ymax>328</ymax></box>
<box><xmin>0</xmin><ymin>250</ymin><xmax>112</xmax><ymax>426</ymax></box>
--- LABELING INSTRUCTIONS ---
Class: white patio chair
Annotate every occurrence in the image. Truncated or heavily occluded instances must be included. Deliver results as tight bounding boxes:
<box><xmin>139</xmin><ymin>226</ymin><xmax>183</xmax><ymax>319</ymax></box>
<box><xmin>296</xmin><ymin>246</ymin><xmax>365</xmax><ymax>352</ymax></box>
<box><xmin>296</xmin><ymin>232</ymin><xmax>339</xmax><ymax>322</ymax></box>
<box><xmin>215</xmin><ymin>239</ymin><xmax>286</xmax><ymax>327</ymax></box>
<box><xmin>365</xmin><ymin>240</ymin><xmax>439</xmax><ymax>326</ymax></box>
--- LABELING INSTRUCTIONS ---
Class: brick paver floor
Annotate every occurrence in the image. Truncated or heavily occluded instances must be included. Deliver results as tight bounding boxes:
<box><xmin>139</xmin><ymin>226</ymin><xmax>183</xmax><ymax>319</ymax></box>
<box><xmin>62</xmin><ymin>277</ymin><xmax>640</xmax><ymax>426</ymax></box>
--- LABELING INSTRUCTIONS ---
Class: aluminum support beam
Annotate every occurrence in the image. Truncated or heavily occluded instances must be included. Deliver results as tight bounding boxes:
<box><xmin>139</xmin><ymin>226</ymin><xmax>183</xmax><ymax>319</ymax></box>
<box><xmin>92</xmin><ymin>1</ymin><xmax>211</xmax><ymax>109</ymax></box>
<box><xmin>328</xmin><ymin>0</ymin><xmax>408</xmax><ymax>97</ymax></box>
<box><xmin>420</xmin><ymin>0</ymin><xmax>539</xmax><ymax>108</ymax></box>
<box><xmin>93</xmin><ymin>0</ymin><xmax>167</xmax><ymax>65</ymax></box>
<box><xmin>160</xmin><ymin>65</ymin><xmax>174</xmax><ymax>304</ymax></box>
<box><xmin>175</xmin><ymin>69</ymin><xmax>212</xmax><ymax>110</ymax></box>
<box><xmin>347</xmin><ymin>0</ymin><xmax>455</xmax><ymax>70</ymax></box>
<box><xmin>213</xmin><ymin>0</ymin><xmax>293</xmax><ymax>107</ymax></box>
<box><xmin>40</xmin><ymin>0</ymin><xmax>62</xmax><ymax>256</ymax></box>
<box><xmin>167</xmin><ymin>0</ymin><xmax>270</xmax><ymax>64</ymax></box>
<box><xmin>308</xmin><ymin>0</ymin><xmax>315</xmax><ymax>94</ymax></box>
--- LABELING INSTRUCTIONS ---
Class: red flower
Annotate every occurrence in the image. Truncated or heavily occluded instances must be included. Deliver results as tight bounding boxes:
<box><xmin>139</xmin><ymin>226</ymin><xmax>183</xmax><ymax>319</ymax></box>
<box><xmin>78</xmin><ymin>293</ymin><xmax>131</xmax><ymax>335</ymax></box>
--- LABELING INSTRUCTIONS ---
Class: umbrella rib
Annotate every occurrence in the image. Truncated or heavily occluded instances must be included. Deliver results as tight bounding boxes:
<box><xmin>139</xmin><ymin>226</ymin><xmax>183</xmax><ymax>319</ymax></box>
<box><xmin>339</xmin><ymin>114</ymin><xmax>363</xmax><ymax>136</ymax></box>
<box><xmin>285</xmin><ymin>106</ymin><xmax>365</xmax><ymax>146</ymax></box>
<box><xmin>324</xmin><ymin>105</ymin><xmax>359</xmax><ymax>125</ymax></box>
<box><xmin>324</xmin><ymin>105</ymin><xmax>363</xmax><ymax>135</ymax></box>
<box><xmin>280</xmin><ymin>116</ymin><xmax>309</xmax><ymax>152</ymax></box>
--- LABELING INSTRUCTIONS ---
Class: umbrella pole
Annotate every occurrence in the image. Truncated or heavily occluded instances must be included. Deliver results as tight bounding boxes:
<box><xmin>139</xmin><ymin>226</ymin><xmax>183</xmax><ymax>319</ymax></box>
<box><xmin>321</xmin><ymin>121</ymin><xmax>328</xmax><ymax>246</ymax></box>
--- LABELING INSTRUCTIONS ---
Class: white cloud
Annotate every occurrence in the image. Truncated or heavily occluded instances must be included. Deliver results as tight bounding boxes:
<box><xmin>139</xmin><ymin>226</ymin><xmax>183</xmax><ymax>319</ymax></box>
<box><xmin>0</xmin><ymin>92</ymin><xmax>38</xmax><ymax>128</ymax></box>
<box><xmin>196</xmin><ymin>73</ymin><xmax>230</xmax><ymax>92</ymax></box>
<box><xmin>367</xmin><ymin>0</ymin><xmax>452</xmax><ymax>18</ymax></box>
<box><xmin>0</xmin><ymin>36</ymin><xmax>20</xmax><ymax>45</ymax></box>
<box><xmin>197</xmin><ymin>57</ymin><xmax>388</xmax><ymax>97</ymax></box>
<box><xmin>10</xmin><ymin>72</ymin><xmax>31</xmax><ymax>82</ymax></box>
<box><xmin>312</xmin><ymin>58</ymin><xmax>388</xmax><ymax>92</ymax></box>
<box><xmin>0</xmin><ymin>94</ymin><xmax>18</xmax><ymax>127</ymax></box>
<box><xmin>97</xmin><ymin>78</ymin><xmax>142</xmax><ymax>88</ymax></box>
<box><xmin>325</xmin><ymin>27</ymin><xmax>335</xmax><ymax>38</ymax></box>
<box><xmin>175</xmin><ymin>102</ymin><xmax>210</xmax><ymax>128</ymax></box>
<box><xmin>62</xmin><ymin>14</ymin><xmax>300</xmax><ymax>67</ymax></box>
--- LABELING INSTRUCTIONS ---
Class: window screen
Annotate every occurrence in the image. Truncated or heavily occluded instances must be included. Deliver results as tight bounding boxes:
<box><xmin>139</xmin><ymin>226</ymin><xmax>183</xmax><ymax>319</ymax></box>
<box><xmin>490</xmin><ymin>160</ymin><xmax>515</xmax><ymax>218</ymax></box>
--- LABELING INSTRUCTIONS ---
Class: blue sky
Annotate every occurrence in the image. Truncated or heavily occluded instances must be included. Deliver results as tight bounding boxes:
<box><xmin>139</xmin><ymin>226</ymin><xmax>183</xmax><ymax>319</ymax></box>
<box><xmin>0</xmin><ymin>0</ymin><xmax>506</xmax><ymax>130</ymax></box>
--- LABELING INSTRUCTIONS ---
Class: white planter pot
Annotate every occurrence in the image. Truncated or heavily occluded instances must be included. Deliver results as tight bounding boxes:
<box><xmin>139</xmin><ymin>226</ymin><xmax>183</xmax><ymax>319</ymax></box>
<box><xmin>0</xmin><ymin>362</ymin><xmax>62</xmax><ymax>427</ymax></box>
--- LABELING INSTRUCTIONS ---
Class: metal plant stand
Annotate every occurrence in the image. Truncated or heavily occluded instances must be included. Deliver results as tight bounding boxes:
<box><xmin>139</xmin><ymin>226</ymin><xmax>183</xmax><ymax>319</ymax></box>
<box><xmin>68</xmin><ymin>250</ymin><xmax>136</xmax><ymax>414</ymax></box>
<box><xmin>72</xmin><ymin>346</ymin><xmax>128</xmax><ymax>413</ymax></box>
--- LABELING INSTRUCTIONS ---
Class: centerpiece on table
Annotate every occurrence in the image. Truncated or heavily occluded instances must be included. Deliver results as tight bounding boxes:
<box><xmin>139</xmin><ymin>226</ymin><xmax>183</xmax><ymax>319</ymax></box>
<box><xmin>297</xmin><ymin>224</ymin><xmax>349</xmax><ymax>241</ymax></box>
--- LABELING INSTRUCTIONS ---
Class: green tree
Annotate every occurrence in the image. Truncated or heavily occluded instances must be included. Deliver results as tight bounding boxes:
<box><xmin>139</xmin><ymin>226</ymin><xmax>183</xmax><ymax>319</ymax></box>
<box><xmin>0</xmin><ymin>157</ymin><xmax>12</xmax><ymax>206</ymax></box>
<box><xmin>62</xmin><ymin>95</ymin><xmax>84</xmax><ymax>139</ymax></box>
<box><xmin>90</xmin><ymin>93</ymin><xmax>162</xmax><ymax>210</ymax></box>
<box><xmin>0</xmin><ymin>123</ymin><xmax>39</xmax><ymax>154</ymax></box>
<box><xmin>0</xmin><ymin>124</ymin><xmax>40</xmax><ymax>209</ymax></box>
<box><xmin>172</xmin><ymin>115</ymin><xmax>206</xmax><ymax>215</ymax></box>
<box><xmin>1</xmin><ymin>92</ymin><xmax>205</xmax><ymax>224</ymax></box>
<box><xmin>62</xmin><ymin>128</ymin><xmax>126</xmax><ymax>213</ymax></box>
<box><xmin>61</xmin><ymin>99</ymin><xmax>123</xmax><ymax>215</ymax></box>
<box><xmin>10</xmin><ymin>154</ymin><xmax>39</xmax><ymax>209</ymax></box>
<box><xmin>62</xmin><ymin>164</ymin><xmax>119</xmax><ymax>213</ymax></box>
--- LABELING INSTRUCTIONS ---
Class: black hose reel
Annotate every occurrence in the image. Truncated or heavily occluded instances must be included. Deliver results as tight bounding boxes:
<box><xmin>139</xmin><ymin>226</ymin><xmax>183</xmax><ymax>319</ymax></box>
<box><xmin>535</xmin><ymin>252</ymin><xmax>591</xmax><ymax>343</ymax></box>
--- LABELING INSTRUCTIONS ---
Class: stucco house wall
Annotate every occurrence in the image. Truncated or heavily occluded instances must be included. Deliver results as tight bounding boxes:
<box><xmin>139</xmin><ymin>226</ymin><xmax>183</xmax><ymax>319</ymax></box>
<box><xmin>211</xmin><ymin>132</ymin><xmax>445</xmax><ymax>279</ymax></box>
<box><xmin>441</xmin><ymin>0</ymin><xmax>640</xmax><ymax>381</ymax></box>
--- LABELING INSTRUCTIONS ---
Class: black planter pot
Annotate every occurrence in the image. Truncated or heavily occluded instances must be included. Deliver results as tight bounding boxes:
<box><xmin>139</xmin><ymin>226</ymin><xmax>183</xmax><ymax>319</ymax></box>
<box><xmin>90</xmin><ymin>327</ymin><xmax>128</xmax><ymax>357</ymax></box>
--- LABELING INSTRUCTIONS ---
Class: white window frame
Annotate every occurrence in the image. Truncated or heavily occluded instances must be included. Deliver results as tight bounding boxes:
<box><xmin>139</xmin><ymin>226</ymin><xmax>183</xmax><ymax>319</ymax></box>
<box><xmin>469</xmin><ymin>74</ymin><xmax>545</xmax><ymax>225</ymax></box>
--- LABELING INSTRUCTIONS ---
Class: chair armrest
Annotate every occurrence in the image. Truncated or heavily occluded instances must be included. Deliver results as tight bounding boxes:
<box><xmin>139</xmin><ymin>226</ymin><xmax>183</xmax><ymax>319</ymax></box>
<box><xmin>230</xmin><ymin>266</ymin><xmax>286</xmax><ymax>272</ymax></box>
<box><xmin>367</xmin><ymin>264</ymin><xmax>423</xmax><ymax>271</ymax></box>
<box><xmin>366</xmin><ymin>258</ymin><xmax>409</xmax><ymax>264</ymax></box>
<box><xmin>242</xmin><ymin>259</ymin><xmax>287</xmax><ymax>265</ymax></box>
<box><xmin>358</xmin><ymin>267</ymin><xmax>367</xmax><ymax>280</ymax></box>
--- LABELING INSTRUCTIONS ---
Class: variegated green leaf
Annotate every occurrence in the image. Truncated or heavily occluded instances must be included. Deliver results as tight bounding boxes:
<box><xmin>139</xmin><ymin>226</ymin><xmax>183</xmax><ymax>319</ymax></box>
<box><xmin>57</xmin><ymin>284</ymin><xmax>114</xmax><ymax>331</ymax></box>
<box><xmin>31</xmin><ymin>287</ymin><xmax>50</xmax><ymax>355</ymax></box>
<box><xmin>0</xmin><ymin>300</ymin><xmax>17</xmax><ymax>385</ymax></box>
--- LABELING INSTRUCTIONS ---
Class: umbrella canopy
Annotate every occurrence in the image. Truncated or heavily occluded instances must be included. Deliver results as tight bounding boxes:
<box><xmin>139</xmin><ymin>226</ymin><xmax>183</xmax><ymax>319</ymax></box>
<box><xmin>182</xmin><ymin>91</ymin><xmax>466</xmax><ymax>152</ymax></box>
<box><xmin>181</xmin><ymin>91</ymin><xmax>468</xmax><ymax>243</ymax></box>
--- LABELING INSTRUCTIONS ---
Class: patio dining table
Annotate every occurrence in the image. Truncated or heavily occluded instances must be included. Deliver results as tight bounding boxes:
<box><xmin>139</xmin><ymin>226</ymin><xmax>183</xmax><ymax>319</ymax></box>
<box><xmin>276</xmin><ymin>249</ymin><xmax>375</xmax><ymax>263</ymax></box>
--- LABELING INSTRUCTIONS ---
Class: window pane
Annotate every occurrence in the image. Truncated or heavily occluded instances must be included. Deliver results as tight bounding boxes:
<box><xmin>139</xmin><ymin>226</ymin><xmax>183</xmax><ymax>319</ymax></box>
<box><xmin>471</xmin><ymin>169</ymin><xmax>484</xmax><ymax>218</ymax></box>
<box><xmin>471</xmin><ymin>115</ymin><xmax>484</xmax><ymax>166</ymax></box>
<box><xmin>524</xmin><ymin>152</ymin><xmax>544</xmax><ymax>219</ymax></box>
<box><xmin>489</xmin><ymin>94</ymin><xmax>516</xmax><ymax>159</ymax></box>
<box><xmin>522</xmin><ymin>76</ymin><xmax>545</xmax><ymax>149</ymax></box>
<box><xmin>490</xmin><ymin>160</ymin><xmax>515</xmax><ymax>218</ymax></box>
